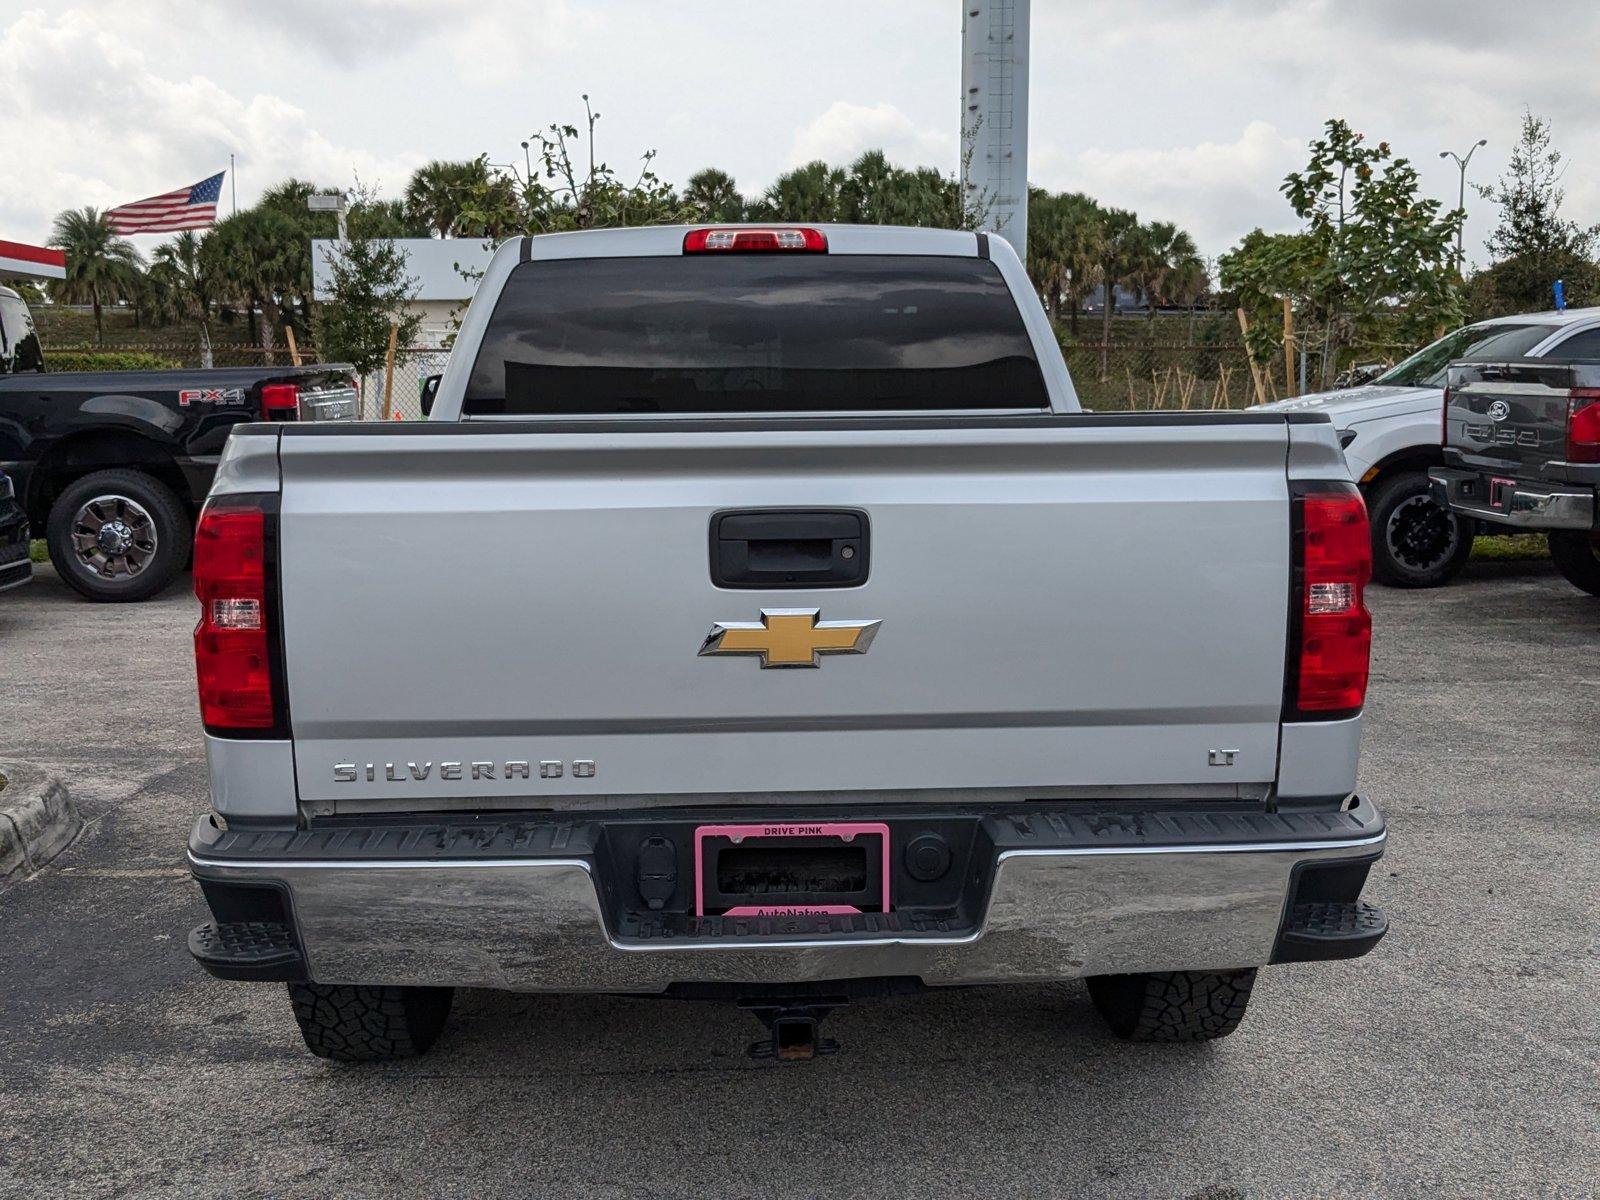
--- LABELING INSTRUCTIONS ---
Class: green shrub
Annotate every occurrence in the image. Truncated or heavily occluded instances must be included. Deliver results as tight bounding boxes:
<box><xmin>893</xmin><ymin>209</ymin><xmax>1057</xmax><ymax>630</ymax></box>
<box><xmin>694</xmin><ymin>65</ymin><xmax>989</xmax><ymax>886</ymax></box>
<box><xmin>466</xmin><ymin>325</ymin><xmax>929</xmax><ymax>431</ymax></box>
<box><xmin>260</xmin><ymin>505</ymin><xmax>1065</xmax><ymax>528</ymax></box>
<box><xmin>44</xmin><ymin>350</ymin><xmax>181</xmax><ymax>373</ymax></box>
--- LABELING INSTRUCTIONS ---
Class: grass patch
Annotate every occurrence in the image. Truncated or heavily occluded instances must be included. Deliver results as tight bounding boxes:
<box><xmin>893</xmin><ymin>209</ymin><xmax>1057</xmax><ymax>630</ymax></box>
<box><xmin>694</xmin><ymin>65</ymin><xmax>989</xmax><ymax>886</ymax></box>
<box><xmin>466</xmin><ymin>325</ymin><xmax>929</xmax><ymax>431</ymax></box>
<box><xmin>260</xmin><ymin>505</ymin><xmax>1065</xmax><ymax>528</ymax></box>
<box><xmin>1471</xmin><ymin>534</ymin><xmax>1549</xmax><ymax>562</ymax></box>
<box><xmin>29</xmin><ymin>539</ymin><xmax>48</xmax><ymax>564</ymax></box>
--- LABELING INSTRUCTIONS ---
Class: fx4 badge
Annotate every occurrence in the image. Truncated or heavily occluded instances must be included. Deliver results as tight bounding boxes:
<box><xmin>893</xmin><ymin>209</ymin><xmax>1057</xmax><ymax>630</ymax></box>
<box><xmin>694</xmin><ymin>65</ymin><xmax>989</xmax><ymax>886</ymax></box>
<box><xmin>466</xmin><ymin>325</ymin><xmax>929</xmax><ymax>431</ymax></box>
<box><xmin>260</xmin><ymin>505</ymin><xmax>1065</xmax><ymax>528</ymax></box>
<box><xmin>699</xmin><ymin>608</ymin><xmax>880</xmax><ymax>668</ymax></box>
<box><xmin>178</xmin><ymin>386</ymin><xmax>245</xmax><ymax>407</ymax></box>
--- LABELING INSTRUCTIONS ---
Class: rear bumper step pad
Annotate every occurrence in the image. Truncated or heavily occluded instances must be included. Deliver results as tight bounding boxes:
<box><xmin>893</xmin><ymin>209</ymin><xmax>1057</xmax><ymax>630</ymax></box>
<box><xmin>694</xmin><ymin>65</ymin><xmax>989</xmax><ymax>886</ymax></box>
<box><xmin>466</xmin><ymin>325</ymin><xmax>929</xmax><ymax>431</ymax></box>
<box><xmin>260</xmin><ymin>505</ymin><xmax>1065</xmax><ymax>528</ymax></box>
<box><xmin>189</xmin><ymin>920</ymin><xmax>306</xmax><ymax>982</ymax></box>
<box><xmin>1273</xmin><ymin>901</ymin><xmax>1388</xmax><ymax>963</ymax></box>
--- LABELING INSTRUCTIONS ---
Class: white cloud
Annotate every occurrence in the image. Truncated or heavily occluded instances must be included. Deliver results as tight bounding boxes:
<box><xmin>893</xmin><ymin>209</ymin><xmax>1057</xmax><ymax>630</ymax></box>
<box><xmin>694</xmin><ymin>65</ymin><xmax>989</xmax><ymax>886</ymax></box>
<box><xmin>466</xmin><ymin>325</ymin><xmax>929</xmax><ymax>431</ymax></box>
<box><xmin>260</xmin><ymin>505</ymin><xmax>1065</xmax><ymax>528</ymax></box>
<box><xmin>786</xmin><ymin>101</ymin><xmax>951</xmax><ymax>172</ymax></box>
<box><xmin>0</xmin><ymin>8</ymin><xmax>424</xmax><ymax>243</ymax></box>
<box><xmin>6</xmin><ymin>0</ymin><xmax>1600</xmax><ymax>269</ymax></box>
<box><xmin>1036</xmin><ymin>122</ymin><xmax>1306</xmax><ymax>258</ymax></box>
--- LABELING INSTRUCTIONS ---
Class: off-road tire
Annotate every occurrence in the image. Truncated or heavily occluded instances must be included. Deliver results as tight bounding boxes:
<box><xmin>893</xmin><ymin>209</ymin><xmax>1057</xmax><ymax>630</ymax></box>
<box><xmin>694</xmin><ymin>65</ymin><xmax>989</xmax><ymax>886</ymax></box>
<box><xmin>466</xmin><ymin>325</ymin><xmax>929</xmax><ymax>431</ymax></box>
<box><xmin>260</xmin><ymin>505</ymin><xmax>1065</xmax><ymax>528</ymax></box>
<box><xmin>46</xmin><ymin>468</ymin><xmax>191</xmax><ymax>603</ymax></box>
<box><xmin>287</xmin><ymin>983</ymin><xmax>454</xmax><ymax>1062</ymax></box>
<box><xmin>1086</xmin><ymin>969</ymin><xmax>1257</xmax><ymax>1042</ymax></box>
<box><xmin>1366</xmin><ymin>469</ymin><xmax>1473</xmax><ymax>589</ymax></box>
<box><xmin>1548</xmin><ymin>531</ymin><xmax>1600</xmax><ymax>597</ymax></box>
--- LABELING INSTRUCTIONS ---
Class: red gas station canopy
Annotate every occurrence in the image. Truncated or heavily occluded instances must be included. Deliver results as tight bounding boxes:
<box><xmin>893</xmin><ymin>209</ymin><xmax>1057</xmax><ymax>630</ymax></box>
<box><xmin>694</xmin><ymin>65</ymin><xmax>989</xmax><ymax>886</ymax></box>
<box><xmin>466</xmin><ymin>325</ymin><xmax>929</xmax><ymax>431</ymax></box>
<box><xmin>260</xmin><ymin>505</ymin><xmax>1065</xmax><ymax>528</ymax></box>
<box><xmin>0</xmin><ymin>240</ymin><xmax>67</xmax><ymax>281</ymax></box>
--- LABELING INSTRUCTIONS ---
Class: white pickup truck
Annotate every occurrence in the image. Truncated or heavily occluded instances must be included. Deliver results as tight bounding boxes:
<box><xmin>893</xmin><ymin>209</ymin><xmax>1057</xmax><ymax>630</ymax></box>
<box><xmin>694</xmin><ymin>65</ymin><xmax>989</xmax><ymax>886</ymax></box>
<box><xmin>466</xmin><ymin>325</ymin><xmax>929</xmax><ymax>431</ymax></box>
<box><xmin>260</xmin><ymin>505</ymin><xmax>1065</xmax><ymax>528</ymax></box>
<box><xmin>1255</xmin><ymin>307</ymin><xmax>1600</xmax><ymax>587</ymax></box>
<box><xmin>185</xmin><ymin>225</ymin><xmax>1387</xmax><ymax>1062</ymax></box>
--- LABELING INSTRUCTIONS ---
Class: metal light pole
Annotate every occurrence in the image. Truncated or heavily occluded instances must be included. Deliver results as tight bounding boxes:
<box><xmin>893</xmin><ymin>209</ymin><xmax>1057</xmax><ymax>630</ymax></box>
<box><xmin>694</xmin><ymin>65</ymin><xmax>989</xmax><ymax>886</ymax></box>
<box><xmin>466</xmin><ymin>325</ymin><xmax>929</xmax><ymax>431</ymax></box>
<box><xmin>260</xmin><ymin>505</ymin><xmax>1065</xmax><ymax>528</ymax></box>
<box><xmin>307</xmin><ymin>192</ymin><xmax>349</xmax><ymax>242</ymax></box>
<box><xmin>1439</xmin><ymin>139</ymin><xmax>1487</xmax><ymax>270</ymax></box>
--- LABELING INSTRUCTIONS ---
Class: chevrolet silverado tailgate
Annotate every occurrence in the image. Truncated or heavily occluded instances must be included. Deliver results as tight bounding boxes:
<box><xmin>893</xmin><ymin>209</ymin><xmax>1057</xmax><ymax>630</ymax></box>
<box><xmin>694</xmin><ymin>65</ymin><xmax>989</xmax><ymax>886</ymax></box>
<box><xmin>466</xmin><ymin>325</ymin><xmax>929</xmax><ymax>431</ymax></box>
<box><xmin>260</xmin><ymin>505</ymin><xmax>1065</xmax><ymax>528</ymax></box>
<box><xmin>276</xmin><ymin>416</ymin><xmax>1295</xmax><ymax>806</ymax></box>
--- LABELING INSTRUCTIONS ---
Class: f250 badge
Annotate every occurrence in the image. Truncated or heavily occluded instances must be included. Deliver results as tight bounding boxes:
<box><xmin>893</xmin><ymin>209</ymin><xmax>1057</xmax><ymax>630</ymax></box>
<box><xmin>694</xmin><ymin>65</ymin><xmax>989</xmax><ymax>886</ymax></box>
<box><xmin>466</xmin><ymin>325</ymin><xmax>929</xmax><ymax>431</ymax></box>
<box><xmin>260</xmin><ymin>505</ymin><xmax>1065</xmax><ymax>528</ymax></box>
<box><xmin>178</xmin><ymin>386</ymin><xmax>245</xmax><ymax>407</ymax></box>
<box><xmin>699</xmin><ymin>608</ymin><xmax>880</xmax><ymax>668</ymax></box>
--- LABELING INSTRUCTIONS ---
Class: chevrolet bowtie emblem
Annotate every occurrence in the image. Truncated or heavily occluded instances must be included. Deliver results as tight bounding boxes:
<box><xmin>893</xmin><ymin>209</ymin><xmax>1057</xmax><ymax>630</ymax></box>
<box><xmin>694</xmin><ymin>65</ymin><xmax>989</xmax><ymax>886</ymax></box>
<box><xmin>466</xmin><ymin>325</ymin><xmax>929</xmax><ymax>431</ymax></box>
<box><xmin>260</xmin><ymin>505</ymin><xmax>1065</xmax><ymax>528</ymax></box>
<box><xmin>699</xmin><ymin>608</ymin><xmax>881</xmax><ymax>668</ymax></box>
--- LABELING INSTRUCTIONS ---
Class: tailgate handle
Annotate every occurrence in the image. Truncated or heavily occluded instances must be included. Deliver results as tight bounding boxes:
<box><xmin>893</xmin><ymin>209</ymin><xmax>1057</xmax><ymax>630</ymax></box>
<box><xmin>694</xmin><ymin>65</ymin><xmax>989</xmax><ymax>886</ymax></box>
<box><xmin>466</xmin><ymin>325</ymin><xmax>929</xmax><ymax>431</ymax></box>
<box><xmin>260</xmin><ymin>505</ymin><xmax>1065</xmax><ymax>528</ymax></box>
<box><xmin>710</xmin><ymin>510</ymin><xmax>868</xmax><ymax>589</ymax></box>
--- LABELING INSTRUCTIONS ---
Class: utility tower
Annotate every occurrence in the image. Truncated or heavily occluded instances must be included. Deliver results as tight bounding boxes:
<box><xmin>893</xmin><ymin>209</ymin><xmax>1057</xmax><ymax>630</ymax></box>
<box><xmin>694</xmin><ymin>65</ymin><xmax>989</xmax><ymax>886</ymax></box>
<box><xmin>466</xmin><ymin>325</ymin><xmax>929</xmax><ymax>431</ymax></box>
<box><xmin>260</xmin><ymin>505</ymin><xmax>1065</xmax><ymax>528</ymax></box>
<box><xmin>961</xmin><ymin>0</ymin><xmax>1030</xmax><ymax>261</ymax></box>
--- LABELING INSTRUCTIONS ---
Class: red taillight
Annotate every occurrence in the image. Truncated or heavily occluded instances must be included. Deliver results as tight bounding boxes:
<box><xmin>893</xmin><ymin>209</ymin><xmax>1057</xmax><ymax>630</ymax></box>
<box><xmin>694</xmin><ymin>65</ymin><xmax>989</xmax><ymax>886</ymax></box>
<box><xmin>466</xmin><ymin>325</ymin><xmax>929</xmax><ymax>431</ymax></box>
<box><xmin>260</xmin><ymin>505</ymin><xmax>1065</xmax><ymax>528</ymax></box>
<box><xmin>683</xmin><ymin>227</ymin><xmax>827</xmax><ymax>253</ymax></box>
<box><xmin>193</xmin><ymin>497</ymin><xmax>277</xmax><ymax>731</ymax></box>
<box><xmin>261</xmin><ymin>383</ymin><xmax>299</xmax><ymax>418</ymax></box>
<box><xmin>1567</xmin><ymin>387</ymin><xmax>1600</xmax><ymax>464</ymax></box>
<box><xmin>1291</xmin><ymin>487</ymin><xmax>1372</xmax><ymax>717</ymax></box>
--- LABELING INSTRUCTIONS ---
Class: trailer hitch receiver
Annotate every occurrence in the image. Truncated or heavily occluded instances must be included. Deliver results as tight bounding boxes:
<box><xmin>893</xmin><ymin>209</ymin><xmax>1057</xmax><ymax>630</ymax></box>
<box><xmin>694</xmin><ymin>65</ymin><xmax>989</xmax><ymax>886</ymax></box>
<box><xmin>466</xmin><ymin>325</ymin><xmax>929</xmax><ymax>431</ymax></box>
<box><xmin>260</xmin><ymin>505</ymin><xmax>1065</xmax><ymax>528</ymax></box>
<box><xmin>740</xmin><ymin>998</ymin><xmax>845</xmax><ymax>1062</ymax></box>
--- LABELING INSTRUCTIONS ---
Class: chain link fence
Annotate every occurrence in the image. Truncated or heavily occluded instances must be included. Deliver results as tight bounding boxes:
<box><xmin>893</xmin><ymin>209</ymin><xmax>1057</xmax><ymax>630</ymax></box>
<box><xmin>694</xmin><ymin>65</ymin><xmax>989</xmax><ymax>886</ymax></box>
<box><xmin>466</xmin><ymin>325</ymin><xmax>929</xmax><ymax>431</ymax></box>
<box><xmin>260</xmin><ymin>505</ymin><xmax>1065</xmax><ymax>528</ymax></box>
<box><xmin>1061</xmin><ymin>342</ymin><xmax>1412</xmax><ymax>410</ymax></box>
<box><xmin>45</xmin><ymin>339</ymin><xmax>1418</xmax><ymax>417</ymax></box>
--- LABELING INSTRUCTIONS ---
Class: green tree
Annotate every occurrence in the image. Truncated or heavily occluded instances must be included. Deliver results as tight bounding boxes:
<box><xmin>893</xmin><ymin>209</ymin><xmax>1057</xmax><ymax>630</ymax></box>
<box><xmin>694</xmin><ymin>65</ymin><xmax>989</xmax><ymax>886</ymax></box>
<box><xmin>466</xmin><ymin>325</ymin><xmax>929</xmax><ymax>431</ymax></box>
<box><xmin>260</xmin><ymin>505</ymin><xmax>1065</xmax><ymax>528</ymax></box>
<box><xmin>837</xmin><ymin>151</ymin><xmax>962</xmax><ymax>227</ymax></box>
<box><xmin>149</xmin><ymin>231</ymin><xmax>217</xmax><ymax>359</ymax></box>
<box><xmin>1222</xmin><ymin>118</ymin><xmax>1463</xmax><ymax>387</ymax></box>
<box><xmin>203</xmin><ymin>205</ymin><xmax>306</xmax><ymax>356</ymax></box>
<box><xmin>314</xmin><ymin>236</ymin><xmax>420</xmax><ymax>376</ymax></box>
<box><xmin>682</xmin><ymin>168</ymin><xmax>746</xmax><ymax>222</ymax></box>
<box><xmin>404</xmin><ymin>159</ymin><xmax>492</xmax><ymax>237</ymax></box>
<box><xmin>1132</xmin><ymin>220</ymin><xmax>1202</xmax><ymax>318</ymax></box>
<box><xmin>1168</xmin><ymin>254</ymin><xmax>1213</xmax><ymax>344</ymax></box>
<box><xmin>45</xmin><ymin>207</ymin><xmax>145</xmax><ymax>344</ymax></box>
<box><xmin>761</xmin><ymin>161</ymin><xmax>846</xmax><ymax>222</ymax></box>
<box><xmin>1031</xmin><ymin>191</ymin><xmax>1107</xmax><ymax>335</ymax></box>
<box><xmin>0</xmin><ymin>278</ymin><xmax>46</xmax><ymax>304</ymax></box>
<box><xmin>1092</xmin><ymin>207</ymin><xmax>1141</xmax><ymax>375</ymax></box>
<box><xmin>1470</xmin><ymin>111</ymin><xmax>1600</xmax><ymax>314</ymax></box>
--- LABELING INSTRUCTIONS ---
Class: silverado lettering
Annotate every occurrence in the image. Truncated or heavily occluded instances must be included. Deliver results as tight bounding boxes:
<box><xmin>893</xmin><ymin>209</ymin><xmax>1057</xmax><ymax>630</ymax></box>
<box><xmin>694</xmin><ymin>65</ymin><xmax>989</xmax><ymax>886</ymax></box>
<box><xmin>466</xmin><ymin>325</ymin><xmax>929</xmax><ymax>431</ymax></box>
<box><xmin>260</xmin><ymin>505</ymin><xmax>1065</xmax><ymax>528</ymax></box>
<box><xmin>332</xmin><ymin>760</ymin><xmax>596</xmax><ymax>782</ymax></box>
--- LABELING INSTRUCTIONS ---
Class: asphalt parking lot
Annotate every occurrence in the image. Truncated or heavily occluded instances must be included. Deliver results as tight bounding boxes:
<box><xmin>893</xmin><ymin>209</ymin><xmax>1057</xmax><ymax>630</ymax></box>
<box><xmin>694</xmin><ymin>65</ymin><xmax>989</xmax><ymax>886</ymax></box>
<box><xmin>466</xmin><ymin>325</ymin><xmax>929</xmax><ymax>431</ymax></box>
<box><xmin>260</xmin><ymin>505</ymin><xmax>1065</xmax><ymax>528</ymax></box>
<box><xmin>1</xmin><ymin>557</ymin><xmax>1596</xmax><ymax>1199</ymax></box>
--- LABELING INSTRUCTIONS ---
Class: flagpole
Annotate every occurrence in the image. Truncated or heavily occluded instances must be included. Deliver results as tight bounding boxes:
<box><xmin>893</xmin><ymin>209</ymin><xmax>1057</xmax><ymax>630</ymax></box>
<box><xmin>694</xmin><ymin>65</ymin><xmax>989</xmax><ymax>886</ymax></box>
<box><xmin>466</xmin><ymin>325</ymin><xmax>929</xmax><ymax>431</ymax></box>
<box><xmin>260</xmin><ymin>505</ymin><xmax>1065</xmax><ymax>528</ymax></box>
<box><xmin>229</xmin><ymin>154</ymin><xmax>236</xmax><ymax>216</ymax></box>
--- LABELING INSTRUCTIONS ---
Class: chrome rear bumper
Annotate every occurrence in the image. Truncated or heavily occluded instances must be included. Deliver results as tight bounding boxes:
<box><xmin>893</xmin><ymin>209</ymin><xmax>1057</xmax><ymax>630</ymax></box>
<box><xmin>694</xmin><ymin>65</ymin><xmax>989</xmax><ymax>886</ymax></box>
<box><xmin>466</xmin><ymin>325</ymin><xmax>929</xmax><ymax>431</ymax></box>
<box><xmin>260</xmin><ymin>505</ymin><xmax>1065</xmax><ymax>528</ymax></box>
<box><xmin>188</xmin><ymin>800</ymin><xmax>1386</xmax><ymax>992</ymax></box>
<box><xmin>1431</xmin><ymin>467</ymin><xmax>1597</xmax><ymax>530</ymax></box>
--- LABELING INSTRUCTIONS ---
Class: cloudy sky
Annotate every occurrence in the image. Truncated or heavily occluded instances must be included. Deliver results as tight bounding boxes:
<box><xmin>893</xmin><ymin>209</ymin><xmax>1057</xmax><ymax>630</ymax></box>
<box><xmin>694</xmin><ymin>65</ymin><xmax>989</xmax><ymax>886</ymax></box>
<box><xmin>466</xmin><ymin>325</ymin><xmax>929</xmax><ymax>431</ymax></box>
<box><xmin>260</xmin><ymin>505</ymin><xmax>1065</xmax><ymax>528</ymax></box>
<box><xmin>5</xmin><ymin>0</ymin><xmax>1600</xmax><ymax>265</ymax></box>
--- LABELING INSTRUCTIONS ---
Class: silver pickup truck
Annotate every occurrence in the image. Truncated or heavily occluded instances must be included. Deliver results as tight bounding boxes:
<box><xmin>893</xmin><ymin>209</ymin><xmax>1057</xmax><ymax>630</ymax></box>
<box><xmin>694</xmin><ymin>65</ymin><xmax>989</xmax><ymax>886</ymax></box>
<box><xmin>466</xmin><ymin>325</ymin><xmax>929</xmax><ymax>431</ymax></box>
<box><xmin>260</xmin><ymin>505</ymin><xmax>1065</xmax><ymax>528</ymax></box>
<box><xmin>185</xmin><ymin>224</ymin><xmax>1387</xmax><ymax>1062</ymax></box>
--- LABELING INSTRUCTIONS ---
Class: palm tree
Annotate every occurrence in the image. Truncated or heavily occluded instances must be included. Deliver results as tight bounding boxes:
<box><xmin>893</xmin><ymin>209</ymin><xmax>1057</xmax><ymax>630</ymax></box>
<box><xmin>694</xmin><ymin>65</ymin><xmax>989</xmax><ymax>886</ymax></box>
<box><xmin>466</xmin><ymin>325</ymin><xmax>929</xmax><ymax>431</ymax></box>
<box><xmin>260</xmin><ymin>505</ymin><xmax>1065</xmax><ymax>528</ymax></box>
<box><xmin>404</xmin><ymin>160</ymin><xmax>488</xmax><ymax>237</ymax></box>
<box><xmin>1026</xmin><ymin>191</ymin><xmax>1106</xmax><ymax>335</ymax></box>
<box><xmin>46</xmin><ymin>207</ymin><xmax>145</xmax><ymax>344</ymax></box>
<box><xmin>683</xmin><ymin>168</ymin><xmax>746</xmax><ymax>222</ymax></box>
<box><xmin>204</xmin><ymin>207</ymin><xmax>304</xmax><ymax>358</ymax></box>
<box><xmin>150</xmin><ymin>232</ymin><xmax>216</xmax><ymax>363</ymax></box>
<box><xmin>1168</xmin><ymin>255</ymin><xmax>1212</xmax><ymax>344</ymax></box>
<box><xmin>1028</xmin><ymin>189</ymin><xmax>1071</xmax><ymax>320</ymax></box>
<box><xmin>840</xmin><ymin>150</ymin><xmax>900</xmax><ymax>224</ymax></box>
<box><xmin>1133</xmin><ymin>221</ymin><xmax>1202</xmax><ymax>318</ymax></box>
<box><xmin>761</xmin><ymin>161</ymin><xmax>845</xmax><ymax>222</ymax></box>
<box><xmin>1093</xmin><ymin>207</ymin><xmax>1141</xmax><ymax>376</ymax></box>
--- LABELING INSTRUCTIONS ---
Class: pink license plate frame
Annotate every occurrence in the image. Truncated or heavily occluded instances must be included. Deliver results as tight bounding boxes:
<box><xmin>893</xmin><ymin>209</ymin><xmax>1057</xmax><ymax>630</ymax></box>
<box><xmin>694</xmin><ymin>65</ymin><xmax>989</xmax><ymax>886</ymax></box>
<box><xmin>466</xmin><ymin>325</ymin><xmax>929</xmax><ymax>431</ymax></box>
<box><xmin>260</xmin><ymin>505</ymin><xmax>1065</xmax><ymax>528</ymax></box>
<box><xmin>693</xmin><ymin>821</ymin><xmax>891</xmax><ymax>918</ymax></box>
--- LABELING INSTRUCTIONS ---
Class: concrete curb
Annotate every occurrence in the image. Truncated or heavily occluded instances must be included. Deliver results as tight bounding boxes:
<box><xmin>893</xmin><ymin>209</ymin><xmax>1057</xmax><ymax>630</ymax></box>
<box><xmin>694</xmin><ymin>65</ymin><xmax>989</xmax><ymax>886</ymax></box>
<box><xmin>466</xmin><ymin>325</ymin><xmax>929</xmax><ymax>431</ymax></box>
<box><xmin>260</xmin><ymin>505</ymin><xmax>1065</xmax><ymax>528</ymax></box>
<box><xmin>0</xmin><ymin>761</ymin><xmax>82</xmax><ymax>886</ymax></box>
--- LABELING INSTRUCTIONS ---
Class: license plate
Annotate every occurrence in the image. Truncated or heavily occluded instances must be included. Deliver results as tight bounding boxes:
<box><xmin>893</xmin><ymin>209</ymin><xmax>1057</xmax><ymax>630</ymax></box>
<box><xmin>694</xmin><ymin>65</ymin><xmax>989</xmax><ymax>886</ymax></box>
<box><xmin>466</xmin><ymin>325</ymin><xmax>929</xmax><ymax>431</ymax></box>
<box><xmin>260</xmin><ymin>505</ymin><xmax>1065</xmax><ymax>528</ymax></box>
<box><xmin>693</xmin><ymin>822</ymin><xmax>890</xmax><ymax>917</ymax></box>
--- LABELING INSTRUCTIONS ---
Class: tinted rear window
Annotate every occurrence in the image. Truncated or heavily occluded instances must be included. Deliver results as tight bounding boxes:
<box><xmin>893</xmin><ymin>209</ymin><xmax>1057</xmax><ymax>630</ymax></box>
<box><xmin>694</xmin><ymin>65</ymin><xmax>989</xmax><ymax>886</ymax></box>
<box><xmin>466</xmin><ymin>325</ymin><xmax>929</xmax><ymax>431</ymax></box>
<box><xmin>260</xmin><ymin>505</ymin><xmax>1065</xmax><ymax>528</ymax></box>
<box><xmin>463</xmin><ymin>255</ymin><xmax>1049</xmax><ymax>415</ymax></box>
<box><xmin>1375</xmin><ymin>322</ymin><xmax>1551</xmax><ymax>388</ymax></box>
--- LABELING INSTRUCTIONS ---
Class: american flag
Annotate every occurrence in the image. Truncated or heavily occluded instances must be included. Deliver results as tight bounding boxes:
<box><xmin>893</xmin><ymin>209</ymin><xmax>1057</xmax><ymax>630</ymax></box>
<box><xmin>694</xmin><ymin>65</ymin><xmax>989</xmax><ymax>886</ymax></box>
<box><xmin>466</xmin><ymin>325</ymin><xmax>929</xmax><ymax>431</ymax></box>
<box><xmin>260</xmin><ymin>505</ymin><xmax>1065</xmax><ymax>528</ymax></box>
<box><xmin>106</xmin><ymin>171</ymin><xmax>225</xmax><ymax>234</ymax></box>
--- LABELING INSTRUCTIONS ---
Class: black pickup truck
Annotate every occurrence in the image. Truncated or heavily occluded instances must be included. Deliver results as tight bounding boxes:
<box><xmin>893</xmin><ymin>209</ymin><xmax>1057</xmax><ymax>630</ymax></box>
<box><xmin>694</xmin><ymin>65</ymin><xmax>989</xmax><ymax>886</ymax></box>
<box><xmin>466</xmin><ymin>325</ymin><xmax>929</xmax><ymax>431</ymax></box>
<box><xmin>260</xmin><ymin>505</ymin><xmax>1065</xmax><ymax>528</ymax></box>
<box><xmin>1431</xmin><ymin>358</ymin><xmax>1600</xmax><ymax>596</ymax></box>
<box><xmin>0</xmin><ymin>285</ymin><xmax>356</xmax><ymax>601</ymax></box>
